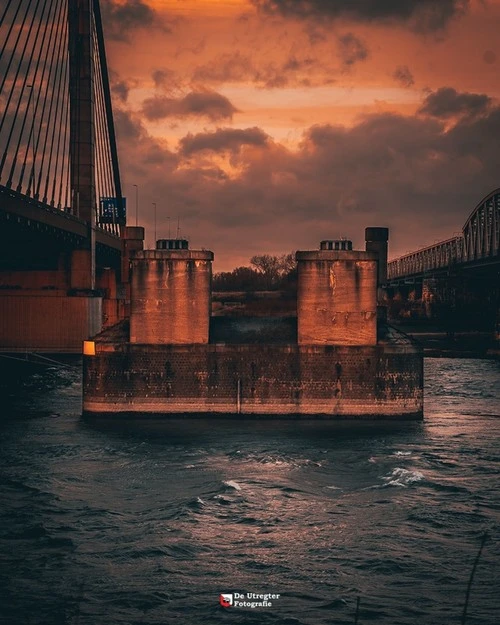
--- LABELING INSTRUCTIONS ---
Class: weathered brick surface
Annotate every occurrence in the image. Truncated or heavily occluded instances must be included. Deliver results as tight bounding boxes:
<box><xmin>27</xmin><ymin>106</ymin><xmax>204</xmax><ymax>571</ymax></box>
<box><xmin>297</xmin><ymin>251</ymin><xmax>378</xmax><ymax>346</ymax></box>
<box><xmin>130</xmin><ymin>251</ymin><xmax>213</xmax><ymax>344</ymax></box>
<box><xmin>83</xmin><ymin>343</ymin><xmax>423</xmax><ymax>418</ymax></box>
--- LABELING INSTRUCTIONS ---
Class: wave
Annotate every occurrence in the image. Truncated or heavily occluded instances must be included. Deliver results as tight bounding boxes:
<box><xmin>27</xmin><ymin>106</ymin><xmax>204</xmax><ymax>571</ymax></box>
<box><xmin>381</xmin><ymin>467</ymin><xmax>424</xmax><ymax>487</ymax></box>
<box><xmin>223</xmin><ymin>479</ymin><xmax>242</xmax><ymax>491</ymax></box>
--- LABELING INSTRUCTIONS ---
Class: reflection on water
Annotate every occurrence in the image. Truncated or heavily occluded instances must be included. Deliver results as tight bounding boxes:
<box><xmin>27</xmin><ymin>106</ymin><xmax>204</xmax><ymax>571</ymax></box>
<box><xmin>0</xmin><ymin>358</ymin><xmax>499</xmax><ymax>625</ymax></box>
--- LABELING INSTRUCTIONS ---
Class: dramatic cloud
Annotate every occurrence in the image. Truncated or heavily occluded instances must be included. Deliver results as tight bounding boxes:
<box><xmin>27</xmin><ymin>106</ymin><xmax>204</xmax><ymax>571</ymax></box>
<box><xmin>114</xmin><ymin>91</ymin><xmax>500</xmax><ymax>266</ymax></box>
<box><xmin>95</xmin><ymin>0</ymin><xmax>499</xmax><ymax>266</ymax></box>
<box><xmin>114</xmin><ymin>109</ymin><xmax>144</xmax><ymax>141</ymax></box>
<box><xmin>109</xmin><ymin>71</ymin><xmax>132</xmax><ymax>103</ymax></box>
<box><xmin>114</xmin><ymin>109</ymin><xmax>178</xmax><ymax>172</ymax></box>
<box><xmin>418</xmin><ymin>87</ymin><xmax>493</xmax><ymax>120</ymax></box>
<box><xmin>142</xmin><ymin>91</ymin><xmax>239</xmax><ymax>122</ymax></box>
<box><xmin>253</xmin><ymin>0</ymin><xmax>469</xmax><ymax>33</ymax></box>
<box><xmin>192</xmin><ymin>53</ymin><xmax>256</xmax><ymax>84</ymax></box>
<box><xmin>193</xmin><ymin>52</ymin><xmax>329</xmax><ymax>89</ymax></box>
<box><xmin>179</xmin><ymin>128</ymin><xmax>270</xmax><ymax>156</ymax></box>
<box><xmin>112</xmin><ymin>81</ymin><xmax>129</xmax><ymax>103</ymax></box>
<box><xmin>151</xmin><ymin>68</ymin><xmax>182</xmax><ymax>92</ymax></box>
<box><xmin>393</xmin><ymin>65</ymin><xmax>415</xmax><ymax>88</ymax></box>
<box><xmin>337</xmin><ymin>33</ymin><xmax>369</xmax><ymax>67</ymax></box>
<box><xmin>101</xmin><ymin>0</ymin><xmax>170</xmax><ymax>41</ymax></box>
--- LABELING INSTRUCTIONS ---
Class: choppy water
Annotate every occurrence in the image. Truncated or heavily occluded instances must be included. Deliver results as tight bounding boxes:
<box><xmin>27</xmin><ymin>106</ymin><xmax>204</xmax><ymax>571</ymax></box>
<box><xmin>0</xmin><ymin>358</ymin><xmax>499</xmax><ymax>625</ymax></box>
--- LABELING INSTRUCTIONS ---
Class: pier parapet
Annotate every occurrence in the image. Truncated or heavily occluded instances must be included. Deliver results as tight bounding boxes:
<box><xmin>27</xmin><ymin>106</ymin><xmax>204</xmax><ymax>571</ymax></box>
<box><xmin>129</xmin><ymin>239</ymin><xmax>214</xmax><ymax>344</ymax></box>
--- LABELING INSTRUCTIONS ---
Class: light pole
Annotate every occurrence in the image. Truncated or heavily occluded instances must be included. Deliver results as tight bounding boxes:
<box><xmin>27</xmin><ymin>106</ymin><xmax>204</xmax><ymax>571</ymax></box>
<box><xmin>133</xmin><ymin>184</ymin><xmax>139</xmax><ymax>226</ymax></box>
<box><xmin>152</xmin><ymin>202</ymin><xmax>156</xmax><ymax>246</ymax></box>
<box><xmin>167</xmin><ymin>216</ymin><xmax>171</xmax><ymax>239</ymax></box>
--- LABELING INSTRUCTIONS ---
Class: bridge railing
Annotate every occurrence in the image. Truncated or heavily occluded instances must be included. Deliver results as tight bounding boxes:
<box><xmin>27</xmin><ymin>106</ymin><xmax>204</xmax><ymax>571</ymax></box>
<box><xmin>388</xmin><ymin>237</ymin><xmax>463</xmax><ymax>280</ymax></box>
<box><xmin>388</xmin><ymin>189</ymin><xmax>500</xmax><ymax>280</ymax></box>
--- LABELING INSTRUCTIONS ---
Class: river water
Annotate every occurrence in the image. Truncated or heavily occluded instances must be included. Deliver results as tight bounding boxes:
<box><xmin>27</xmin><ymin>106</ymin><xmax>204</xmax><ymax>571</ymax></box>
<box><xmin>0</xmin><ymin>358</ymin><xmax>499</xmax><ymax>625</ymax></box>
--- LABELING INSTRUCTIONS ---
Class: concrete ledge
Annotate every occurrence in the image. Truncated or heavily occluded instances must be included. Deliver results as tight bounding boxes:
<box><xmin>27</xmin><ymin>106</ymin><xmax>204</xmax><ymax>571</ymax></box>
<box><xmin>296</xmin><ymin>250</ymin><xmax>377</xmax><ymax>261</ymax></box>
<box><xmin>83</xmin><ymin>398</ymin><xmax>422</xmax><ymax>418</ymax></box>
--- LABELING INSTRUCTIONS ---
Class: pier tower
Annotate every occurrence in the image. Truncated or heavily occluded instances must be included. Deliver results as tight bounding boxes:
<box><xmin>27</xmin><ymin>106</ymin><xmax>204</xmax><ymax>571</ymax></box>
<box><xmin>296</xmin><ymin>240</ymin><xmax>378</xmax><ymax>345</ymax></box>
<box><xmin>130</xmin><ymin>240</ymin><xmax>214</xmax><ymax>344</ymax></box>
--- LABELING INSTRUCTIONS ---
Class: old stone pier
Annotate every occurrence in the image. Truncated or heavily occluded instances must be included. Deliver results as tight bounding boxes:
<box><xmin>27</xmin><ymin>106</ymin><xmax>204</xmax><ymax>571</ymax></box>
<box><xmin>83</xmin><ymin>228</ymin><xmax>423</xmax><ymax>419</ymax></box>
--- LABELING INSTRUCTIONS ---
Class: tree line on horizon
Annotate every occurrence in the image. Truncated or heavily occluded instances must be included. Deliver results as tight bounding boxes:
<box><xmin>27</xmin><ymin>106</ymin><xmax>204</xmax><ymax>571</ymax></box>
<box><xmin>213</xmin><ymin>253</ymin><xmax>297</xmax><ymax>292</ymax></box>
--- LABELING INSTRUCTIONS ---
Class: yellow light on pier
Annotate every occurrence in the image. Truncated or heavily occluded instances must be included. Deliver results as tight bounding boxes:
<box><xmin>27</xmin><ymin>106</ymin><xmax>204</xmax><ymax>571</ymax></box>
<box><xmin>83</xmin><ymin>340</ymin><xmax>96</xmax><ymax>356</ymax></box>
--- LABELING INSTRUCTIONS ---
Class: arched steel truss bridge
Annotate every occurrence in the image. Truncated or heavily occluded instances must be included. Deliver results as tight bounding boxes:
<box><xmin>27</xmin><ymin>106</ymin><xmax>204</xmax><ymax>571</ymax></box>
<box><xmin>388</xmin><ymin>189</ymin><xmax>500</xmax><ymax>281</ymax></box>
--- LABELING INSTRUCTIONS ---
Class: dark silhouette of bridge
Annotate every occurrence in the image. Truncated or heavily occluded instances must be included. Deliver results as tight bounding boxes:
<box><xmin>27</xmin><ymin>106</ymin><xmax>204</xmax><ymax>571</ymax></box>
<box><xmin>388</xmin><ymin>188</ymin><xmax>500</xmax><ymax>282</ymax></box>
<box><xmin>387</xmin><ymin>189</ymin><xmax>500</xmax><ymax>334</ymax></box>
<box><xmin>0</xmin><ymin>0</ymin><xmax>143</xmax><ymax>352</ymax></box>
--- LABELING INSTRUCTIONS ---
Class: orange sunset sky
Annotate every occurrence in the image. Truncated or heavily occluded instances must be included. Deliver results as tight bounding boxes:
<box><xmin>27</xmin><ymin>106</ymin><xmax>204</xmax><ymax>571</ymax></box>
<box><xmin>101</xmin><ymin>0</ymin><xmax>500</xmax><ymax>270</ymax></box>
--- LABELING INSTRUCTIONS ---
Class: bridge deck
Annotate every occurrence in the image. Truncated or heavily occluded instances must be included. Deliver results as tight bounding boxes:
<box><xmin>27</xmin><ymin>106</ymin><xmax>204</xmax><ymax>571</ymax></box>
<box><xmin>0</xmin><ymin>185</ymin><xmax>122</xmax><ymax>251</ymax></box>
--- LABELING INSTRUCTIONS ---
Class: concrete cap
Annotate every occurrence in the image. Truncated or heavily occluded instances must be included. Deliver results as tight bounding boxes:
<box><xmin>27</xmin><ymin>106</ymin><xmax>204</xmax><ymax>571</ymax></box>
<box><xmin>365</xmin><ymin>227</ymin><xmax>389</xmax><ymax>242</ymax></box>
<box><xmin>123</xmin><ymin>226</ymin><xmax>145</xmax><ymax>240</ymax></box>
<box><xmin>296</xmin><ymin>250</ymin><xmax>378</xmax><ymax>261</ymax></box>
<box><xmin>131</xmin><ymin>249</ymin><xmax>214</xmax><ymax>261</ymax></box>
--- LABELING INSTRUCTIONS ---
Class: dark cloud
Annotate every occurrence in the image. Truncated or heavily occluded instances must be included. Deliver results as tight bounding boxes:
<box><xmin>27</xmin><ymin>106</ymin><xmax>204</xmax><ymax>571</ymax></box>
<box><xmin>101</xmin><ymin>0</ymin><xmax>170</xmax><ymax>42</ymax></box>
<box><xmin>179</xmin><ymin>128</ymin><xmax>270</xmax><ymax>156</ymax></box>
<box><xmin>252</xmin><ymin>0</ymin><xmax>469</xmax><ymax>33</ymax></box>
<box><xmin>418</xmin><ymin>87</ymin><xmax>493</xmax><ymax>120</ymax></box>
<box><xmin>112</xmin><ymin>81</ymin><xmax>129</xmax><ymax>102</ymax></box>
<box><xmin>337</xmin><ymin>33</ymin><xmax>368</xmax><ymax>67</ymax></box>
<box><xmin>114</xmin><ymin>109</ymin><xmax>178</xmax><ymax>173</ymax></box>
<box><xmin>109</xmin><ymin>71</ymin><xmax>131</xmax><ymax>103</ymax></box>
<box><xmin>192</xmin><ymin>52</ymin><xmax>330</xmax><ymax>89</ymax></box>
<box><xmin>393</xmin><ymin>65</ymin><xmax>415</xmax><ymax>88</ymax></box>
<box><xmin>142</xmin><ymin>91</ymin><xmax>239</xmax><ymax>122</ymax></box>
<box><xmin>283</xmin><ymin>55</ymin><xmax>316</xmax><ymax>72</ymax></box>
<box><xmin>114</xmin><ymin>109</ymin><xmax>145</xmax><ymax>141</ymax></box>
<box><xmin>192</xmin><ymin>53</ymin><xmax>255</xmax><ymax>84</ymax></box>
<box><xmin>151</xmin><ymin>68</ymin><xmax>182</xmax><ymax>92</ymax></box>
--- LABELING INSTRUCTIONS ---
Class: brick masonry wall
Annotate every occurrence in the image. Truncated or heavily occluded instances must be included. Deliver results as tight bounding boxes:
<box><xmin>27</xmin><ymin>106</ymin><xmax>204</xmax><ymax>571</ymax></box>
<box><xmin>83</xmin><ymin>343</ymin><xmax>423</xmax><ymax>418</ymax></box>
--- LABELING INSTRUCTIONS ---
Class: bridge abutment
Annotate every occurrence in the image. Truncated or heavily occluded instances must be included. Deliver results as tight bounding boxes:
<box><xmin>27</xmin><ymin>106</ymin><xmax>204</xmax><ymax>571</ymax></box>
<box><xmin>0</xmin><ymin>244</ymin><xmax>126</xmax><ymax>351</ymax></box>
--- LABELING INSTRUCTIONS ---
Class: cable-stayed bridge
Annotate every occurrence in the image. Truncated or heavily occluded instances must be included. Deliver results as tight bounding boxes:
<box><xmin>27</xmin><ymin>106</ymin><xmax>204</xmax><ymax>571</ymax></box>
<box><xmin>0</xmin><ymin>0</ymin><xmax>143</xmax><ymax>352</ymax></box>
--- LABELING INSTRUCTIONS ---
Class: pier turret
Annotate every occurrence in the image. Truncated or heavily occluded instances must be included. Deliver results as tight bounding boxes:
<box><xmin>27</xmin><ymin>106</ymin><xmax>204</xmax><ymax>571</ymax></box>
<box><xmin>129</xmin><ymin>239</ymin><xmax>214</xmax><ymax>344</ymax></box>
<box><xmin>296</xmin><ymin>239</ymin><xmax>378</xmax><ymax>345</ymax></box>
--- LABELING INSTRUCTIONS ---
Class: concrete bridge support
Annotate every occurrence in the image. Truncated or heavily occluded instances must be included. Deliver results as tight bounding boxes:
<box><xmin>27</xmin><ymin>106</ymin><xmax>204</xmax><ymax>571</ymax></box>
<box><xmin>387</xmin><ymin>267</ymin><xmax>500</xmax><ymax>336</ymax></box>
<box><xmin>0</xmin><ymin>243</ymin><xmax>127</xmax><ymax>351</ymax></box>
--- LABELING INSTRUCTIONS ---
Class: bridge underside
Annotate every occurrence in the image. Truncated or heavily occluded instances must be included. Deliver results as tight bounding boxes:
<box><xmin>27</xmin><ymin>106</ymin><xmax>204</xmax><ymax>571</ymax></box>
<box><xmin>0</xmin><ymin>188</ymin><xmax>128</xmax><ymax>352</ymax></box>
<box><xmin>0</xmin><ymin>185</ymin><xmax>121</xmax><ymax>271</ymax></box>
<box><xmin>387</xmin><ymin>263</ymin><xmax>500</xmax><ymax>333</ymax></box>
